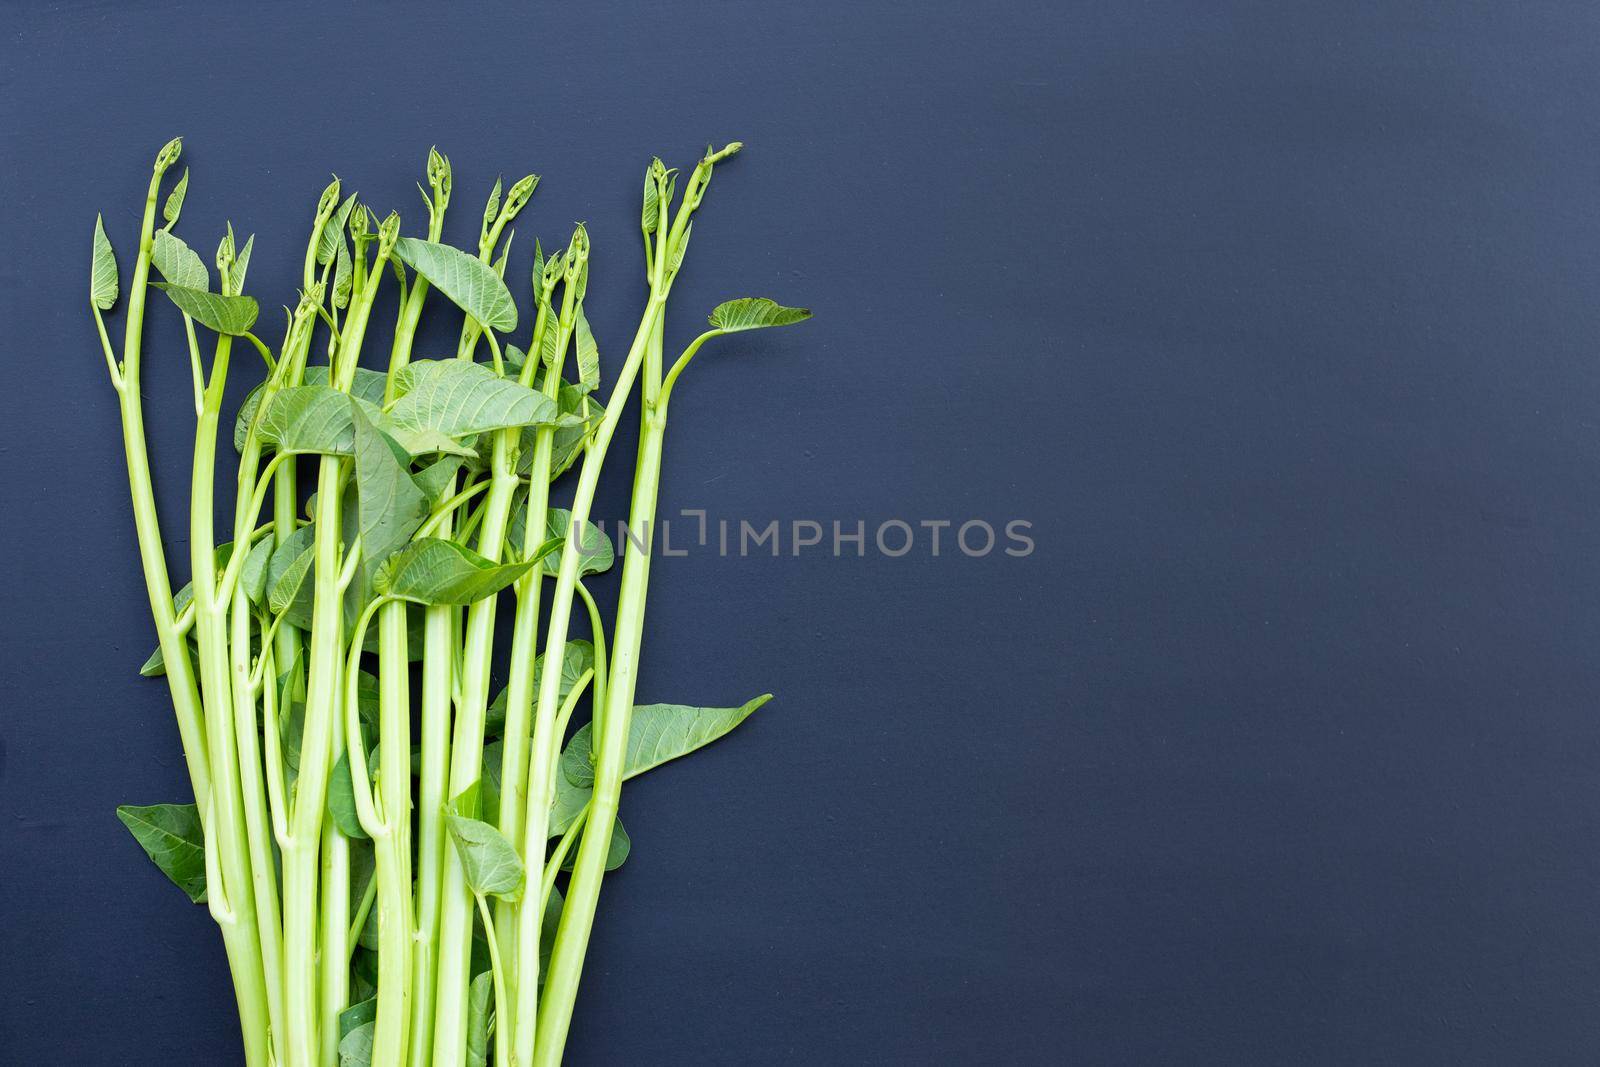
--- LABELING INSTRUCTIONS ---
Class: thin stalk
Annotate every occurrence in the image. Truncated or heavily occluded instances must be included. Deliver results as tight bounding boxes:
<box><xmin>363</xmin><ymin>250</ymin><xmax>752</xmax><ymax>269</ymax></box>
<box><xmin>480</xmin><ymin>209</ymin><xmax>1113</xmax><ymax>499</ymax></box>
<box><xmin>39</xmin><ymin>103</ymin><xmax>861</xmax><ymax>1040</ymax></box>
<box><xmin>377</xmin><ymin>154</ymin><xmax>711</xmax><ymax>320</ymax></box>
<box><xmin>532</xmin><ymin>147</ymin><xmax>732</xmax><ymax>1065</ymax></box>
<box><xmin>283</xmin><ymin>225</ymin><xmax>394</xmax><ymax>1067</ymax></box>
<box><xmin>407</xmin><ymin>170</ymin><xmax>462</xmax><ymax>1067</ymax></box>
<box><xmin>374</xmin><ymin>598</ymin><xmax>415</xmax><ymax>1061</ymax></box>
<box><xmin>495</xmin><ymin>274</ymin><xmax>567</xmax><ymax>997</ymax></box>
<box><xmin>429</xmin><ymin>203</ymin><xmax>522</xmax><ymax>1064</ymax></box>
<box><xmin>111</xmin><ymin>147</ymin><xmax>212</xmax><ymax>814</ymax></box>
<box><xmin>476</xmin><ymin>894</ymin><xmax>512</xmax><ymax>1067</ymax></box>
<box><xmin>190</xmin><ymin>330</ymin><xmax>274</xmax><ymax>1067</ymax></box>
<box><xmin>533</xmin><ymin>325</ymin><xmax>667</xmax><ymax>1065</ymax></box>
<box><xmin>222</xmin><ymin>299</ymin><xmax>319</xmax><ymax>1052</ymax></box>
<box><xmin>514</xmin><ymin>292</ymin><xmax>663</xmax><ymax>1067</ymax></box>
<box><xmin>432</xmin><ymin>427</ymin><xmax>520</xmax><ymax>1064</ymax></box>
<box><xmin>360</xmin><ymin>169</ymin><xmax>446</xmax><ymax>1067</ymax></box>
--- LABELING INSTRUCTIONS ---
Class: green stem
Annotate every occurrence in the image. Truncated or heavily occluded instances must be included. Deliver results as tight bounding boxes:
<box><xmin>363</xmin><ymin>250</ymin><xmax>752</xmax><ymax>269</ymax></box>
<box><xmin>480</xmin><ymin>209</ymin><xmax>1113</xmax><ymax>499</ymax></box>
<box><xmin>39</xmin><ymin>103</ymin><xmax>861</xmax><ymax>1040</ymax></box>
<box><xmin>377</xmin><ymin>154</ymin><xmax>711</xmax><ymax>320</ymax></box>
<box><xmin>495</xmin><ymin>288</ymin><xmax>566</xmax><ymax>1002</ymax></box>
<box><xmin>476</xmin><ymin>894</ymin><xmax>512</xmax><ymax>1067</ymax></box>
<box><xmin>532</xmin><ymin>339</ymin><xmax>668</xmax><ymax>1067</ymax></box>
<box><xmin>433</xmin><ymin>429</ymin><xmax>520</xmax><ymax>1064</ymax></box>
<box><xmin>374</xmin><ymin>598</ymin><xmax>415</xmax><ymax>1064</ymax></box>
<box><xmin>112</xmin><ymin>152</ymin><xmax>212</xmax><ymax>816</ymax></box>
<box><xmin>409</xmin><ymin>597</ymin><xmax>456</xmax><ymax>1067</ymax></box>
<box><xmin>284</xmin><ymin>237</ymin><xmax>391</xmax><ymax>1067</ymax></box>
<box><xmin>514</xmin><ymin>294</ymin><xmax>663</xmax><ymax>1067</ymax></box>
<box><xmin>190</xmin><ymin>331</ymin><xmax>274</xmax><ymax>1067</ymax></box>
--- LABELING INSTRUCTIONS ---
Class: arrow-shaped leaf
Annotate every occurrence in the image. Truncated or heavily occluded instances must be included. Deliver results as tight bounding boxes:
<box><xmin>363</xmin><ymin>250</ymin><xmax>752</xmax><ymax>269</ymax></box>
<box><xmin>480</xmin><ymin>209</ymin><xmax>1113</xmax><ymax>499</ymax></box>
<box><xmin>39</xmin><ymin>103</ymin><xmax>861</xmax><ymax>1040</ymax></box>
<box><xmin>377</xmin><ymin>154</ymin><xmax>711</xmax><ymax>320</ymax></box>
<box><xmin>374</xmin><ymin>538</ymin><xmax>533</xmax><ymax>606</ymax></box>
<box><xmin>116</xmin><ymin>803</ymin><xmax>207</xmax><ymax>903</ymax></box>
<box><xmin>91</xmin><ymin>215</ymin><xmax>118</xmax><ymax>310</ymax></box>
<box><xmin>394</xmin><ymin>237</ymin><xmax>517</xmax><ymax>332</ymax></box>
<box><xmin>153</xmin><ymin>283</ymin><xmax>258</xmax><ymax>335</ymax></box>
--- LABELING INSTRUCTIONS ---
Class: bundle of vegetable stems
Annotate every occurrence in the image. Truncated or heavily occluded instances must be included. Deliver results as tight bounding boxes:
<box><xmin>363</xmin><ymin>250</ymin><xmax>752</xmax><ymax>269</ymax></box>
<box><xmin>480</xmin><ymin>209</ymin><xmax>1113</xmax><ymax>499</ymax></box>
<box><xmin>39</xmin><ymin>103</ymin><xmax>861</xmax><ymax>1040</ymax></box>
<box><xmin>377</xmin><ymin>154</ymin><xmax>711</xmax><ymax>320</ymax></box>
<box><xmin>90</xmin><ymin>137</ymin><xmax>808</xmax><ymax>1066</ymax></box>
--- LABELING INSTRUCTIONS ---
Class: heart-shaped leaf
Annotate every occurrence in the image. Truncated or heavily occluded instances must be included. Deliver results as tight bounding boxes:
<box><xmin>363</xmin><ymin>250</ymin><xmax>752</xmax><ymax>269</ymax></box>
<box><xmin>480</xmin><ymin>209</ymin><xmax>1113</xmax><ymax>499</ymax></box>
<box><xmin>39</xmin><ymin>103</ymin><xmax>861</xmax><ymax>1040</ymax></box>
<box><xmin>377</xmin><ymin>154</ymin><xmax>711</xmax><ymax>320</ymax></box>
<box><xmin>445</xmin><ymin>812</ymin><xmax>524</xmax><ymax>900</ymax></box>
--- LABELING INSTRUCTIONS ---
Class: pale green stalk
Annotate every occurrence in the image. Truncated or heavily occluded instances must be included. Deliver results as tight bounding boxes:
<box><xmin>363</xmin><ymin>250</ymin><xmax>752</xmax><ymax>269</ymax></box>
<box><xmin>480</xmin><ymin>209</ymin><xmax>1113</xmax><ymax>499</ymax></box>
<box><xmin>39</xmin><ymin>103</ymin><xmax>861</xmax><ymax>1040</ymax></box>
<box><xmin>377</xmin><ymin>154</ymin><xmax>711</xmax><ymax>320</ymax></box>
<box><xmin>104</xmin><ymin>139</ymin><xmax>212</xmax><ymax>812</ymax></box>
<box><xmin>514</xmin><ymin>284</ymin><xmax>663</xmax><ymax>1067</ymax></box>
<box><xmin>406</xmin><ymin>152</ymin><xmax>459</xmax><ymax>1067</ymax></box>
<box><xmin>368</xmin><ymin>154</ymin><xmax>449</xmax><ymax>1067</ymax></box>
<box><xmin>532</xmin><ymin>145</ymin><xmax>736</xmax><ymax>1066</ymax></box>
<box><xmin>495</xmin><ymin>252</ymin><xmax>571</xmax><ymax>996</ymax></box>
<box><xmin>224</xmin><ymin>251</ymin><xmax>323</xmax><ymax>1056</ymax></box>
<box><xmin>431</xmin><ymin>425</ymin><xmax>521</xmax><ymax>1064</ymax></box>
<box><xmin>282</xmin><ymin>215</ymin><xmax>397</xmax><ymax>1067</ymax></box>
<box><xmin>277</xmin><ymin>186</ymin><xmax>344</xmax><ymax>703</ymax></box>
<box><xmin>189</xmin><ymin>325</ymin><xmax>274</xmax><ymax>1067</ymax></box>
<box><xmin>429</xmin><ymin>183</ymin><xmax>535</xmax><ymax>1064</ymax></box>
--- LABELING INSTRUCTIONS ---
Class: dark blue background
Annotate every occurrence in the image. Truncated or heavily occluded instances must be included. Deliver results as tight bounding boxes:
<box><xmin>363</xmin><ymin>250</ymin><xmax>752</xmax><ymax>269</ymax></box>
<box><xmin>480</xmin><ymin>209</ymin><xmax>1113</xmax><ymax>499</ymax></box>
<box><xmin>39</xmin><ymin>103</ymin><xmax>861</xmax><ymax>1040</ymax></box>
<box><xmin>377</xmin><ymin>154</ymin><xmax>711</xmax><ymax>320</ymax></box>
<box><xmin>6</xmin><ymin>1</ymin><xmax>1600</xmax><ymax>1063</ymax></box>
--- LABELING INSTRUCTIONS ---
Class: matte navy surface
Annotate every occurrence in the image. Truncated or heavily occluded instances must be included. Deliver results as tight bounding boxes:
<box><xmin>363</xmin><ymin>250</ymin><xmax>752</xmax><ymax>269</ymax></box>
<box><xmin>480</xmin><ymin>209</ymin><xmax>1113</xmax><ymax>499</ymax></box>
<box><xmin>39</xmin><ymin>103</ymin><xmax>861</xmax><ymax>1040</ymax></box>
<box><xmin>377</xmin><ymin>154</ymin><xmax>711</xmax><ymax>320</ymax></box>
<box><xmin>6</xmin><ymin>1</ymin><xmax>1600</xmax><ymax>1063</ymax></box>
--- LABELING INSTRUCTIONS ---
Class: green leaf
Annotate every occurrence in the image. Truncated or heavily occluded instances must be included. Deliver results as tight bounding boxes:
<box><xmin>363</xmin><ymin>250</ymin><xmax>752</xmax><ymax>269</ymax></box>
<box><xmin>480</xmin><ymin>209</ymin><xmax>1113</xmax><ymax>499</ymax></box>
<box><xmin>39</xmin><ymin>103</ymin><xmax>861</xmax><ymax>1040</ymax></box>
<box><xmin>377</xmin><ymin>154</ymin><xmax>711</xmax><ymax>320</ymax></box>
<box><xmin>333</xmin><ymin>238</ymin><xmax>353</xmax><ymax>309</ymax></box>
<box><xmin>138</xmin><ymin>642</ymin><xmax>174</xmax><ymax>677</ymax></box>
<box><xmin>339</xmin><ymin>996</ymin><xmax>376</xmax><ymax>1040</ymax></box>
<box><xmin>349</xmin><ymin>839</ymin><xmax>376</xmax><ymax>945</ymax></box>
<box><xmin>116</xmin><ymin>803</ymin><xmax>206</xmax><ymax>903</ymax></box>
<box><xmin>414</xmin><ymin>456</ymin><xmax>464</xmax><ymax>504</ymax></box>
<box><xmin>482</xmin><ymin>177</ymin><xmax>503</xmax><ymax>233</ymax></box>
<box><xmin>446</xmin><ymin>813</ymin><xmax>524</xmax><ymax>899</ymax></box>
<box><xmin>337</xmin><ymin>1021</ymin><xmax>374</xmax><ymax>1067</ymax></box>
<box><xmin>151</xmin><ymin>229</ymin><xmax>209</xmax><ymax>291</ymax></box>
<box><xmin>352</xmin><ymin>403</ymin><xmax>429</xmax><ymax>568</ymax></box>
<box><xmin>257</xmin><ymin>379</ymin><xmax>466</xmax><ymax>460</ymax></box>
<box><xmin>466</xmin><ymin>971</ymin><xmax>494</xmax><ymax>1067</ymax></box>
<box><xmin>539</xmin><ymin>883</ymin><xmax>564</xmax><ymax>985</ymax></box>
<box><xmin>545</xmin><ymin>386</ymin><xmax>595</xmax><ymax>481</ymax></box>
<box><xmin>329</xmin><ymin>751</ymin><xmax>369</xmax><ymax>839</ymax></box>
<box><xmin>394</xmin><ymin>238</ymin><xmax>517</xmax><ymax>332</ymax></box>
<box><xmin>339</xmin><ymin>996</ymin><xmax>377</xmax><ymax>1039</ymax></box>
<box><xmin>561</xmin><ymin>694</ymin><xmax>772</xmax><ymax>790</ymax></box>
<box><xmin>549</xmin><ymin>776</ymin><xmax>590</xmax><ymax>838</ymax></box>
<box><xmin>374</xmin><ymin>539</ymin><xmax>533</xmax><ymax>606</ymax></box>
<box><xmin>259</xmin><ymin>386</ymin><xmax>355</xmax><ymax>454</ymax></box>
<box><xmin>486</xmin><ymin>640</ymin><xmax>593</xmax><ymax>735</ymax></box>
<box><xmin>573</xmin><ymin>307</ymin><xmax>600</xmax><ymax>393</ymax></box>
<box><xmin>235</xmin><ymin>367</ymin><xmax>386</xmax><ymax>453</ymax></box>
<box><xmin>241</xmin><ymin>534</ymin><xmax>275</xmax><ymax>604</ymax></box>
<box><xmin>480</xmin><ymin>740</ymin><xmax>504</xmax><ymax>816</ymax></box>
<box><xmin>233</xmin><ymin>234</ymin><xmax>254</xmax><ymax>292</ymax></box>
<box><xmin>560</xmin><ymin>815</ymin><xmax>629</xmax><ymax>872</ymax></box>
<box><xmin>91</xmin><ymin>214</ymin><xmax>118</xmax><ymax>310</ymax></box>
<box><xmin>707</xmin><ymin>297</ymin><xmax>812</xmax><ymax>333</ymax></box>
<box><xmin>538</xmin><ymin>311</ymin><xmax>563</xmax><ymax>370</ymax></box>
<box><xmin>641</xmin><ymin>169</ymin><xmax>660</xmax><ymax>233</ymax></box>
<box><xmin>268</xmin><ymin>542</ymin><xmax>314</xmax><ymax>616</ymax></box>
<box><xmin>319</xmin><ymin>192</ymin><xmax>358</xmax><ymax>266</ymax></box>
<box><xmin>265</xmin><ymin>524</ymin><xmax>316</xmax><ymax>624</ymax></box>
<box><xmin>162</xmin><ymin>167</ymin><xmax>189</xmax><ymax>228</ymax></box>
<box><xmin>153</xmin><ymin>283</ymin><xmax>258</xmax><ymax>335</ymax></box>
<box><xmin>388</xmin><ymin>359</ymin><xmax>558</xmax><ymax>438</ymax></box>
<box><xmin>547</xmin><ymin>508</ymin><xmax>612</xmax><ymax>575</ymax></box>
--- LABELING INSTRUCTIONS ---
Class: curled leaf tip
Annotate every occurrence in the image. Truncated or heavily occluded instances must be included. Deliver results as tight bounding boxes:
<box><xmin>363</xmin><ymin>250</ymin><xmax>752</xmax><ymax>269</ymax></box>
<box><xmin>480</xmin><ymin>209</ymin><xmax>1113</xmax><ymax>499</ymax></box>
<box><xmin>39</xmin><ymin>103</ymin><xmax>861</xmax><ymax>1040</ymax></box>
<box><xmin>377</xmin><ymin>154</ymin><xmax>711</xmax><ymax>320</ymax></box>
<box><xmin>428</xmin><ymin>150</ymin><xmax>452</xmax><ymax>197</ymax></box>
<box><xmin>378</xmin><ymin>210</ymin><xmax>401</xmax><ymax>249</ymax></box>
<box><xmin>155</xmin><ymin>136</ymin><xmax>183</xmax><ymax>174</ymax></box>
<box><xmin>708</xmin><ymin>141</ymin><xmax>743</xmax><ymax>163</ymax></box>
<box><xmin>317</xmin><ymin>178</ymin><xmax>342</xmax><ymax>217</ymax></box>
<box><xmin>504</xmin><ymin>173</ymin><xmax>539</xmax><ymax>213</ymax></box>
